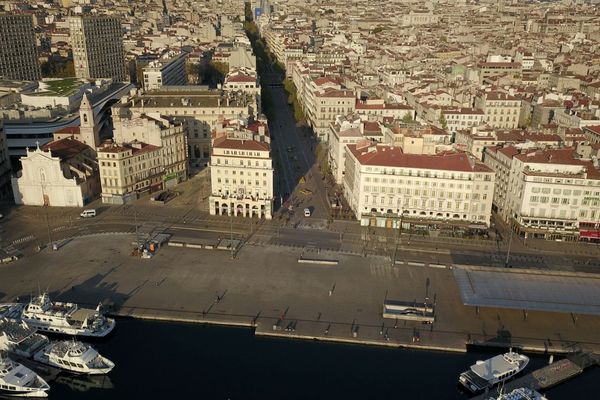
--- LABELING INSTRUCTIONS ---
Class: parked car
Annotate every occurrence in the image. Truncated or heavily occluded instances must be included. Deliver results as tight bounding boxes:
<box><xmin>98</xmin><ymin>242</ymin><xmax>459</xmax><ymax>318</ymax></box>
<box><xmin>80</xmin><ymin>209</ymin><xmax>97</xmax><ymax>218</ymax></box>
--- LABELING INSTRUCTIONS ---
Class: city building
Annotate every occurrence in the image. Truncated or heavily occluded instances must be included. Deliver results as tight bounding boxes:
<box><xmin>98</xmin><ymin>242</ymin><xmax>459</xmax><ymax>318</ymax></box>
<box><xmin>442</xmin><ymin>108</ymin><xmax>485</xmax><ymax>135</ymax></box>
<box><xmin>97</xmin><ymin>141</ymin><xmax>163</xmax><ymax>204</ymax></box>
<box><xmin>1</xmin><ymin>81</ymin><xmax>133</xmax><ymax>161</ymax></box>
<box><xmin>343</xmin><ymin>143</ymin><xmax>494</xmax><ymax>232</ymax></box>
<box><xmin>485</xmin><ymin>146</ymin><xmax>600</xmax><ymax>241</ymax></box>
<box><xmin>142</xmin><ymin>53</ymin><xmax>187</xmax><ymax>90</ymax></box>
<box><xmin>0</xmin><ymin>13</ymin><xmax>41</xmax><ymax>81</ymax></box>
<box><xmin>474</xmin><ymin>91</ymin><xmax>522</xmax><ymax>129</ymax></box>
<box><xmin>12</xmin><ymin>139</ymin><xmax>100</xmax><ymax>207</ymax></box>
<box><xmin>209</xmin><ymin>119</ymin><xmax>273</xmax><ymax>219</ymax></box>
<box><xmin>70</xmin><ymin>15</ymin><xmax>127</xmax><ymax>82</ymax></box>
<box><xmin>113</xmin><ymin>87</ymin><xmax>259</xmax><ymax>167</ymax></box>
<box><xmin>112</xmin><ymin>111</ymin><xmax>188</xmax><ymax>186</ymax></box>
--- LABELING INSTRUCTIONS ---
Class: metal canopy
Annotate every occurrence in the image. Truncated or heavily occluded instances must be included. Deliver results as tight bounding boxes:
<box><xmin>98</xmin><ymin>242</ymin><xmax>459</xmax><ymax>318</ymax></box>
<box><xmin>453</xmin><ymin>266</ymin><xmax>600</xmax><ymax>316</ymax></box>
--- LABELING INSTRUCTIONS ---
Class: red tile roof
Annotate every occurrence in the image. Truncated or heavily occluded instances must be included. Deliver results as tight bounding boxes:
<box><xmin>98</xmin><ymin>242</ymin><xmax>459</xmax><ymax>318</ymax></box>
<box><xmin>54</xmin><ymin>126</ymin><xmax>80</xmax><ymax>135</ymax></box>
<box><xmin>213</xmin><ymin>137</ymin><xmax>270</xmax><ymax>152</ymax></box>
<box><xmin>42</xmin><ymin>138</ymin><xmax>89</xmax><ymax>160</ymax></box>
<box><xmin>348</xmin><ymin>145</ymin><xmax>492</xmax><ymax>173</ymax></box>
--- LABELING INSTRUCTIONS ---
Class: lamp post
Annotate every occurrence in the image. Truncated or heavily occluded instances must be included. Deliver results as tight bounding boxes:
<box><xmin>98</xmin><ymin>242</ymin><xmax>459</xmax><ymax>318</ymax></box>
<box><xmin>392</xmin><ymin>211</ymin><xmax>404</xmax><ymax>265</ymax></box>
<box><xmin>41</xmin><ymin>182</ymin><xmax>53</xmax><ymax>249</ymax></box>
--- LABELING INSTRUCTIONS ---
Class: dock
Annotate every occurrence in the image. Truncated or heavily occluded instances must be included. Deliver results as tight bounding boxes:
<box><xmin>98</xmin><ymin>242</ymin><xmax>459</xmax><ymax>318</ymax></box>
<box><xmin>470</xmin><ymin>352</ymin><xmax>598</xmax><ymax>400</ymax></box>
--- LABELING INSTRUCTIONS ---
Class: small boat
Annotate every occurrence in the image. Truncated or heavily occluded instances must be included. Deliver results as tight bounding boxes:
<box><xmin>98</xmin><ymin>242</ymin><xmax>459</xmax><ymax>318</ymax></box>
<box><xmin>459</xmin><ymin>350</ymin><xmax>530</xmax><ymax>393</ymax></box>
<box><xmin>0</xmin><ymin>354</ymin><xmax>50</xmax><ymax>398</ymax></box>
<box><xmin>34</xmin><ymin>341</ymin><xmax>114</xmax><ymax>375</ymax></box>
<box><xmin>20</xmin><ymin>294</ymin><xmax>115</xmax><ymax>338</ymax></box>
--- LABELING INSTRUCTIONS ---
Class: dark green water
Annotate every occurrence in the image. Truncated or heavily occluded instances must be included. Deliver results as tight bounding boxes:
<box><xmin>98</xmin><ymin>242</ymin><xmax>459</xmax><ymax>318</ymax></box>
<box><xmin>44</xmin><ymin>318</ymin><xmax>597</xmax><ymax>399</ymax></box>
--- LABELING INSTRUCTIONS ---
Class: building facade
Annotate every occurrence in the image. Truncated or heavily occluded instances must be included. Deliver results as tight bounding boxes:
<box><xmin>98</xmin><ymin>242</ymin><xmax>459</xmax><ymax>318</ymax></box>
<box><xmin>142</xmin><ymin>53</ymin><xmax>187</xmax><ymax>90</ymax></box>
<box><xmin>113</xmin><ymin>88</ymin><xmax>258</xmax><ymax>167</ymax></box>
<box><xmin>209</xmin><ymin>120</ymin><xmax>273</xmax><ymax>219</ymax></box>
<box><xmin>0</xmin><ymin>14</ymin><xmax>41</xmax><ymax>81</ymax></box>
<box><xmin>474</xmin><ymin>91</ymin><xmax>522</xmax><ymax>129</ymax></box>
<box><xmin>112</xmin><ymin>111</ymin><xmax>188</xmax><ymax>186</ymax></box>
<box><xmin>12</xmin><ymin>140</ymin><xmax>100</xmax><ymax>207</ymax></box>
<box><xmin>97</xmin><ymin>142</ymin><xmax>163</xmax><ymax>204</ymax></box>
<box><xmin>485</xmin><ymin>146</ymin><xmax>600</xmax><ymax>241</ymax></box>
<box><xmin>343</xmin><ymin>143</ymin><xmax>495</xmax><ymax>232</ymax></box>
<box><xmin>70</xmin><ymin>15</ymin><xmax>127</xmax><ymax>82</ymax></box>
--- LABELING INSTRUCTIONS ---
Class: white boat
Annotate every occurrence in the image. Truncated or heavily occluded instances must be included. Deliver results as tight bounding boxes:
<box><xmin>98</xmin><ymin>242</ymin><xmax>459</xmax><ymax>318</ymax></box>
<box><xmin>485</xmin><ymin>387</ymin><xmax>548</xmax><ymax>400</ymax></box>
<box><xmin>20</xmin><ymin>294</ymin><xmax>115</xmax><ymax>338</ymax></box>
<box><xmin>0</xmin><ymin>354</ymin><xmax>50</xmax><ymax>398</ymax></box>
<box><xmin>459</xmin><ymin>350</ymin><xmax>530</xmax><ymax>392</ymax></box>
<box><xmin>33</xmin><ymin>341</ymin><xmax>114</xmax><ymax>375</ymax></box>
<box><xmin>0</xmin><ymin>319</ymin><xmax>49</xmax><ymax>358</ymax></box>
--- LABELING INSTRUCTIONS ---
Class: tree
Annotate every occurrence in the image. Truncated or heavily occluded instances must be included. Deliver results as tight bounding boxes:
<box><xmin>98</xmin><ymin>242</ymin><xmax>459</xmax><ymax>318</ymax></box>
<box><xmin>439</xmin><ymin>114</ymin><xmax>448</xmax><ymax>131</ymax></box>
<box><xmin>401</xmin><ymin>113</ymin><xmax>414</xmax><ymax>123</ymax></box>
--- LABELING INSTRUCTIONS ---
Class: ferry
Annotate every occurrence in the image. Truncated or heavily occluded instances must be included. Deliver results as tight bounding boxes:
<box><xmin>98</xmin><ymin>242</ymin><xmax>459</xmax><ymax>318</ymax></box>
<box><xmin>20</xmin><ymin>294</ymin><xmax>115</xmax><ymax>338</ymax></box>
<box><xmin>459</xmin><ymin>350</ymin><xmax>530</xmax><ymax>393</ymax></box>
<box><xmin>0</xmin><ymin>319</ymin><xmax>49</xmax><ymax>358</ymax></box>
<box><xmin>0</xmin><ymin>355</ymin><xmax>50</xmax><ymax>398</ymax></box>
<box><xmin>34</xmin><ymin>341</ymin><xmax>114</xmax><ymax>375</ymax></box>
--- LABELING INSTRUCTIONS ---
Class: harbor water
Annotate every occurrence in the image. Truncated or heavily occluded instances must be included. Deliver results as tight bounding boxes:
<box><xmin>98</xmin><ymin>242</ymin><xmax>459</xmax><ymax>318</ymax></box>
<box><xmin>41</xmin><ymin>318</ymin><xmax>597</xmax><ymax>399</ymax></box>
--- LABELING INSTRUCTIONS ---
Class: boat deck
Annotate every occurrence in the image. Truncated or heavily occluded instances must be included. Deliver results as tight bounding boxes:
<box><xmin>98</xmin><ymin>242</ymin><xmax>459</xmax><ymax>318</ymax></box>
<box><xmin>470</xmin><ymin>356</ymin><xmax>593</xmax><ymax>400</ymax></box>
<box><xmin>69</xmin><ymin>309</ymin><xmax>97</xmax><ymax>323</ymax></box>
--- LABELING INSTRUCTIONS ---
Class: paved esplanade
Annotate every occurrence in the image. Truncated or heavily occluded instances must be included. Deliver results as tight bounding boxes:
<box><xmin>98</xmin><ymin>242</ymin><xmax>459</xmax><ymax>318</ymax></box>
<box><xmin>2</xmin><ymin>234</ymin><xmax>600</xmax><ymax>354</ymax></box>
<box><xmin>454</xmin><ymin>266</ymin><xmax>600</xmax><ymax>316</ymax></box>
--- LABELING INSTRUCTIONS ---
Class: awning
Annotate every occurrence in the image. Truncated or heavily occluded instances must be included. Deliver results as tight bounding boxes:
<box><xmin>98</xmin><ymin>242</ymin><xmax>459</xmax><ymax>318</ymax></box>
<box><xmin>580</xmin><ymin>230</ymin><xmax>600</xmax><ymax>239</ymax></box>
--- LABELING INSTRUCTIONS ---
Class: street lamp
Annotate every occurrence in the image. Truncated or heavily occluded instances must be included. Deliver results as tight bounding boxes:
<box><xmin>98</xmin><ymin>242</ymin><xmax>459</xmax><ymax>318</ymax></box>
<box><xmin>392</xmin><ymin>210</ymin><xmax>405</xmax><ymax>265</ymax></box>
<box><xmin>41</xmin><ymin>182</ymin><xmax>53</xmax><ymax>250</ymax></box>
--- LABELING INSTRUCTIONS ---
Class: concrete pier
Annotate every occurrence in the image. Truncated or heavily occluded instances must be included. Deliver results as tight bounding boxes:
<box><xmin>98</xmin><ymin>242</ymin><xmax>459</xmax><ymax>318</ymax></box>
<box><xmin>1</xmin><ymin>234</ymin><xmax>600</xmax><ymax>356</ymax></box>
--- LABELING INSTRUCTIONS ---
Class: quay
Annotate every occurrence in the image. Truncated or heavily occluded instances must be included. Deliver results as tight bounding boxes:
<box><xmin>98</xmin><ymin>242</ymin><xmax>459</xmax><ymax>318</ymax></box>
<box><xmin>2</xmin><ymin>233</ymin><xmax>600</xmax><ymax>359</ymax></box>
<box><xmin>471</xmin><ymin>352</ymin><xmax>599</xmax><ymax>400</ymax></box>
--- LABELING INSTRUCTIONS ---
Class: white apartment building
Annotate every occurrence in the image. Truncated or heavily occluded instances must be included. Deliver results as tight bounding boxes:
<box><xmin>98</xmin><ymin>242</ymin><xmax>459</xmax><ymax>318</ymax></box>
<box><xmin>112</xmin><ymin>112</ymin><xmax>188</xmax><ymax>186</ymax></box>
<box><xmin>474</xmin><ymin>91</ymin><xmax>522</xmax><ymax>129</ymax></box>
<box><xmin>70</xmin><ymin>15</ymin><xmax>127</xmax><ymax>82</ymax></box>
<box><xmin>328</xmin><ymin>118</ymin><xmax>384</xmax><ymax>185</ymax></box>
<box><xmin>223</xmin><ymin>68</ymin><xmax>260</xmax><ymax>95</ymax></box>
<box><xmin>401</xmin><ymin>11</ymin><xmax>439</xmax><ymax>26</ymax></box>
<box><xmin>355</xmin><ymin>99</ymin><xmax>414</xmax><ymax>120</ymax></box>
<box><xmin>309</xmin><ymin>88</ymin><xmax>355</xmax><ymax>141</ymax></box>
<box><xmin>112</xmin><ymin>88</ymin><xmax>258</xmax><ymax>167</ymax></box>
<box><xmin>97</xmin><ymin>141</ymin><xmax>163</xmax><ymax>204</ymax></box>
<box><xmin>343</xmin><ymin>143</ymin><xmax>495</xmax><ymax>231</ymax></box>
<box><xmin>382</xmin><ymin>124</ymin><xmax>452</xmax><ymax>155</ymax></box>
<box><xmin>486</xmin><ymin>146</ymin><xmax>600</xmax><ymax>241</ymax></box>
<box><xmin>209</xmin><ymin>120</ymin><xmax>273</xmax><ymax>219</ymax></box>
<box><xmin>142</xmin><ymin>53</ymin><xmax>187</xmax><ymax>90</ymax></box>
<box><xmin>442</xmin><ymin>108</ymin><xmax>485</xmax><ymax>134</ymax></box>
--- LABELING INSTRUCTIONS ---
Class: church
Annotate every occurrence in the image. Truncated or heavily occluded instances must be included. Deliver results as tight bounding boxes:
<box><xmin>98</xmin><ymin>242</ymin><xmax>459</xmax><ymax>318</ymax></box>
<box><xmin>11</xmin><ymin>94</ymin><xmax>101</xmax><ymax>207</ymax></box>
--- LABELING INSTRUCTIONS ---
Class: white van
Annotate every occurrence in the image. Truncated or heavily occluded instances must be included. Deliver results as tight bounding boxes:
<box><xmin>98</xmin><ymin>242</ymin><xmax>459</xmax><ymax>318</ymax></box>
<box><xmin>80</xmin><ymin>209</ymin><xmax>97</xmax><ymax>218</ymax></box>
<box><xmin>303</xmin><ymin>208</ymin><xmax>311</xmax><ymax>217</ymax></box>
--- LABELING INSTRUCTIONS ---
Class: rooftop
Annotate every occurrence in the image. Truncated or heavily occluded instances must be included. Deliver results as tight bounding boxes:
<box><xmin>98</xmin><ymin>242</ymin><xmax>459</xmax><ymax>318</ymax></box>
<box><xmin>348</xmin><ymin>144</ymin><xmax>492</xmax><ymax>173</ymax></box>
<box><xmin>29</xmin><ymin>78</ymin><xmax>84</xmax><ymax>97</ymax></box>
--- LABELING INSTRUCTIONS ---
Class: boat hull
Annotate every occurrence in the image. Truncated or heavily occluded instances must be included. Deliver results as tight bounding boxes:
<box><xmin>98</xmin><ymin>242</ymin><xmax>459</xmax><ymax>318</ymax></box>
<box><xmin>21</xmin><ymin>318</ymin><xmax>115</xmax><ymax>338</ymax></box>
<box><xmin>0</xmin><ymin>388</ymin><xmax>49</xmax><ymax>398</ymax></box>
